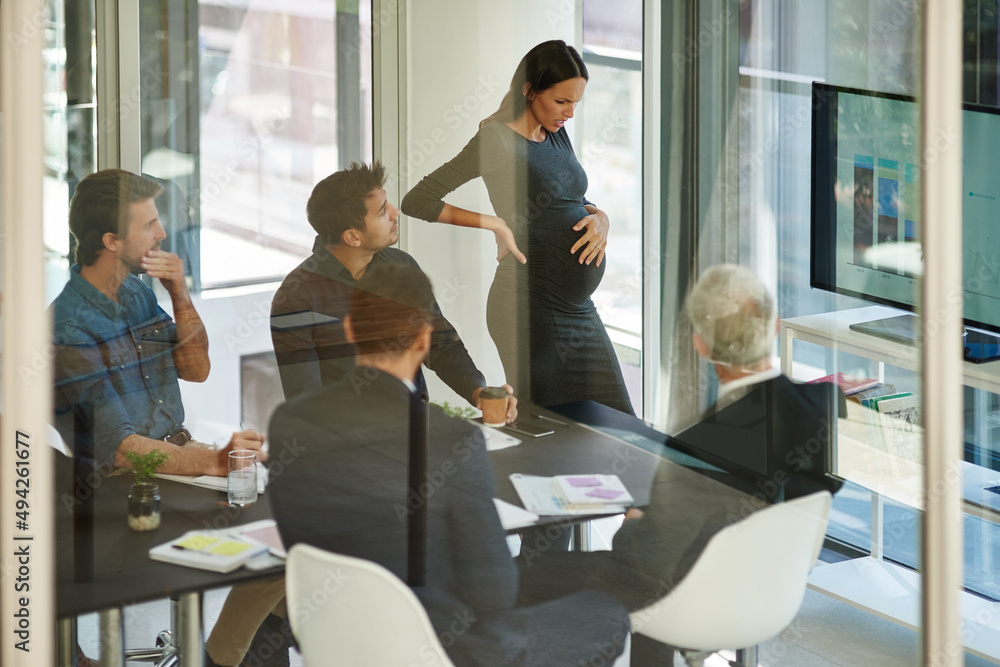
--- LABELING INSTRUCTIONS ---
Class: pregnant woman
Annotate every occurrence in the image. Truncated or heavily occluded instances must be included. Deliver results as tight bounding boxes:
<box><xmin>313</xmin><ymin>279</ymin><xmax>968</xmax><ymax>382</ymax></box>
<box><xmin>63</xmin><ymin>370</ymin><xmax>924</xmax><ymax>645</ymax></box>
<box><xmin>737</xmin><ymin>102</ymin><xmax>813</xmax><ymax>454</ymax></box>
<box><xmin>402</xmin><ymin>40</ymin><xmax>633</xmax><ymax>414</ymax></box>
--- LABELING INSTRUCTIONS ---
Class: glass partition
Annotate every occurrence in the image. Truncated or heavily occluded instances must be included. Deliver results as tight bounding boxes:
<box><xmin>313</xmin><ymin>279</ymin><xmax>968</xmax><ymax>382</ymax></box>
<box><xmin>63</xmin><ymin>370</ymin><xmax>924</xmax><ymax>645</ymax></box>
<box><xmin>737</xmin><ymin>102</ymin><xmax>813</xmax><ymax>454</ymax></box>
<box><xmin>33</xmin><ymin>0</ymin><xmax>985</xmax><ymax>664</ymax></box>
<box><xmin>736</xmin><ymin>1</ymin><xmax>996</xmax><ymax>663</ymax></box>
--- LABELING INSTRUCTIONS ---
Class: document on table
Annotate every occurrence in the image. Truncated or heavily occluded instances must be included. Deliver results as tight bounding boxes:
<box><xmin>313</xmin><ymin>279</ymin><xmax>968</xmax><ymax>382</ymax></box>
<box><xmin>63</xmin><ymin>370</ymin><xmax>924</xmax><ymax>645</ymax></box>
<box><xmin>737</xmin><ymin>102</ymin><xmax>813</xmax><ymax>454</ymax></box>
<box><xmin>493</xmin><ymin>498</ymin><xmax>540</xmax><ymax>530</ymax></box>
<box><xmin>149</xmin><ymin>530</ymin><xmax>269</xmax><ymax>573</ymax></box>
<box><xmin>470</xmin><ymin>421</ymin><xmax>521</xmax><ymax>451</ymax></box>
<box><xmin>239</xmin><ymin>519</ymin><xmax>287</xmax><ymax>558</ymax></box>
<box><xmin>158</xmin><ymin>462</ymin><xmax>268</xmax><ymax>494</ymax></box>
<box><xmin>149</xmin><ymin>519</ymin><xmax>285</xmax><ymax>572</ymax></box>
<box><xmin>510</xmin><ymin>473</ymin><xmax>631</xmax><ymax>516</ymax></box>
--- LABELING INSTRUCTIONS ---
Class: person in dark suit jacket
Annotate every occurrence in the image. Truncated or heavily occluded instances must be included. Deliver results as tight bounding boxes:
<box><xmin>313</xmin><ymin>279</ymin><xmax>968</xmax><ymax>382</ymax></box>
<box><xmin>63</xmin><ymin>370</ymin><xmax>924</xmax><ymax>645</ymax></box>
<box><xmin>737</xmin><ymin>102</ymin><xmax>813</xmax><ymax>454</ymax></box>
<box><xmin>267</xmin><ymin>262</ymin><xmax>630</xmax><ymax>666</ymax></box>
<box><xmin>516</xmin><ymin>264</ymin><xmax>842</xmax><ymax>664</ymax></box>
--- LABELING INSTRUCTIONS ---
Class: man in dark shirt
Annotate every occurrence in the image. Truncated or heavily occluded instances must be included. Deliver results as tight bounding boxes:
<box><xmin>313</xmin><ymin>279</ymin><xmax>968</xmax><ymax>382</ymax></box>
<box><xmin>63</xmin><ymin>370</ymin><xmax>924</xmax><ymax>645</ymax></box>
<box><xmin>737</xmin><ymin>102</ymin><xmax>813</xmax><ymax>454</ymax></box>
<box><xmin>270</xmin><ymin>161</ymin><xmax>517</xmax><ymax>421</ymax></box>
<box><xmin>268</xmin><ymin>262</ymin><xmax>629</xmax><ymax>666</ymax></box>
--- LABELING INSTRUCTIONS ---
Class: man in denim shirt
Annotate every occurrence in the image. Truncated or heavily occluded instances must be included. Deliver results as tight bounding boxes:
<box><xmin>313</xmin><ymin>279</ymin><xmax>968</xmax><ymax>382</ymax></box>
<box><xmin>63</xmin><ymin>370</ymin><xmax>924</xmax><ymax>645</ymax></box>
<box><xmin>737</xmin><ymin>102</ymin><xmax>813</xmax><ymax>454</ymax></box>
<box><xmin>51</xmin><ymin>169</ymin><xmax>275</xmax><ymax>667</ymax></box>
<box><xmin>51</xmin><ymin>169</ymin><xmax>264</xmax><ymax>471</ymax></box>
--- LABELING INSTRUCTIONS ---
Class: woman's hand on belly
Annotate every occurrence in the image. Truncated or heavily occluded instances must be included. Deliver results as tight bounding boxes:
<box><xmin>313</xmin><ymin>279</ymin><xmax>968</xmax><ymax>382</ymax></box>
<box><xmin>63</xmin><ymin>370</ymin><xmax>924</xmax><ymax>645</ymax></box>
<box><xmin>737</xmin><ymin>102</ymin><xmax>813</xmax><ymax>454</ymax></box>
<box><xmin>570</xmin><ymin>205</ymin><xmax>609</xmax><ymax>266</ymax></box>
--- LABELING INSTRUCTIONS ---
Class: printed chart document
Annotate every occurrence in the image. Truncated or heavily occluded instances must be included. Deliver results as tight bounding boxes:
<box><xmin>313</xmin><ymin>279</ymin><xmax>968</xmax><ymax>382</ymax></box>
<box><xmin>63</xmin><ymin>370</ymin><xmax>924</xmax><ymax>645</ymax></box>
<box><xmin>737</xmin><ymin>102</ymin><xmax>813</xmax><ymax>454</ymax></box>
<box><xmin>510</xmin><ymin>473</ymin><xmax>633</xmax><ymax>515</ymax></box>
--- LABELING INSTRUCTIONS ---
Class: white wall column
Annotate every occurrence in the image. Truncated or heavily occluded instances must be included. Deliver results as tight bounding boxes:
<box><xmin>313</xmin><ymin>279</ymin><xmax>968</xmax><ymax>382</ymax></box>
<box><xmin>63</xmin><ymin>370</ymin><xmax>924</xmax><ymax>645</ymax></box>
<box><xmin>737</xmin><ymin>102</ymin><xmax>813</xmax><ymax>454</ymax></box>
<box><xmin>920</xmin><ymin>0</ymin><xmax>965</xmax><ymax>664</ymax></box>
<box><xmin>1</xmin><ymin>1</ymin><xmax>55</xmax><ymax>665</ymax></box>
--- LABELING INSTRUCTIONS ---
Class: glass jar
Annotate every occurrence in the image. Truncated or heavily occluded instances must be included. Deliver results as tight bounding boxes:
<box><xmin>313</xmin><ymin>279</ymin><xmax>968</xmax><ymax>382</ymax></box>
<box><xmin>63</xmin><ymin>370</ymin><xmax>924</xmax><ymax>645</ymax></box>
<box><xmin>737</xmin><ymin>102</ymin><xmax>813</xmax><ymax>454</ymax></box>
<box><xmin>127</xmin><ymin>482</ymin><xmax>161</xmax><ymax>531</ymax></box>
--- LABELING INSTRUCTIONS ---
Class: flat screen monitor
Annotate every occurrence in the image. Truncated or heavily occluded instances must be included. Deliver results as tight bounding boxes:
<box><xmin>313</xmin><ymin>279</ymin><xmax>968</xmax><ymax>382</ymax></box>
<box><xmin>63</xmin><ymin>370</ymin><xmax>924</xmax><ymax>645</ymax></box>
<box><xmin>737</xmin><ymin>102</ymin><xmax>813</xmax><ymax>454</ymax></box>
<box><xmin>810</xmin><ymin>82</ymin><xmax>1000</xmax><ymax>354</ymax></box>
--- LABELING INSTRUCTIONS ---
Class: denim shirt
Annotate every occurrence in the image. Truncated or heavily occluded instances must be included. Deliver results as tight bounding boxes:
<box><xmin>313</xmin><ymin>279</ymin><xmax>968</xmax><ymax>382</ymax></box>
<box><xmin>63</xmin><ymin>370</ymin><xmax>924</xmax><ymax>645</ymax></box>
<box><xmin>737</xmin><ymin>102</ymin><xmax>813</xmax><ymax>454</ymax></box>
<box><xmin>51</xmin><ymin>265</ymin><xmax>184</xmax><ymax>465</ymax></box>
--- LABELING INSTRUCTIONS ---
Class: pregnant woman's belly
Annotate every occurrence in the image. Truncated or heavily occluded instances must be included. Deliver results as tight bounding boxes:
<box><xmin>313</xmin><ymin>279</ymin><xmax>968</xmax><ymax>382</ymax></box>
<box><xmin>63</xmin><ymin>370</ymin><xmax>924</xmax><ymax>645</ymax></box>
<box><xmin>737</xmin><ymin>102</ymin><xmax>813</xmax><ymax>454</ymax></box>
<box><xmin>526</xmin><ymin>204</ymin><xmax>606</xmax><ymax>308</ymax></box>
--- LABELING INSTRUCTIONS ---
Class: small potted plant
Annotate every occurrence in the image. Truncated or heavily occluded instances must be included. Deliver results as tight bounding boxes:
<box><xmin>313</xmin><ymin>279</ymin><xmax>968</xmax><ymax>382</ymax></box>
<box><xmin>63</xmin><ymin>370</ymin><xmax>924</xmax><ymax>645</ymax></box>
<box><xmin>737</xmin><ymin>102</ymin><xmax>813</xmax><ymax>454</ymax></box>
<box><xmin>432</xmin><ymin>401</ymin><xmax>479</xmax><ymax>420</ymax></box>
<box><xmin>124</xmin><ymin>450</ymin><xmax>168</xmax><ymax>531</ymax></box>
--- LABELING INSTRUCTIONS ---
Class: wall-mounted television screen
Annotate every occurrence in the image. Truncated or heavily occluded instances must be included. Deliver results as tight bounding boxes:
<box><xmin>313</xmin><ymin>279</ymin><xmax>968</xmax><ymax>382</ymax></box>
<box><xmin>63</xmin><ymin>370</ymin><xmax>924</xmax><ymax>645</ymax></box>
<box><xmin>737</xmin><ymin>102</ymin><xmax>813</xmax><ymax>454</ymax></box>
<box><xmin>810</xmin><ymin>82</ymin><xmax>1000</xmax><ymax>359</ymax></box>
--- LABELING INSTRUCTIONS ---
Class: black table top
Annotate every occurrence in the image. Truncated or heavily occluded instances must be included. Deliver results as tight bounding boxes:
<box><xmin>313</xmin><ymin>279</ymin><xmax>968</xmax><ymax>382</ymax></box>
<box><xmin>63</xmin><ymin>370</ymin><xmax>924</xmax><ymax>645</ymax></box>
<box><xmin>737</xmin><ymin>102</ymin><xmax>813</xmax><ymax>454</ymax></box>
<box><xmin>56</xmin><ymin>461</ymin><xmax>280</xmax><ymax>618</ymax></box>
<box><xmin>490</xmin><ymin>404</ymin><xmax>692</xmax><ymax>515</ymax></box>
<box><xmin>57</xmin><ymin>402</ymin><xmax>708</xmax><ymax>618</ymax></box>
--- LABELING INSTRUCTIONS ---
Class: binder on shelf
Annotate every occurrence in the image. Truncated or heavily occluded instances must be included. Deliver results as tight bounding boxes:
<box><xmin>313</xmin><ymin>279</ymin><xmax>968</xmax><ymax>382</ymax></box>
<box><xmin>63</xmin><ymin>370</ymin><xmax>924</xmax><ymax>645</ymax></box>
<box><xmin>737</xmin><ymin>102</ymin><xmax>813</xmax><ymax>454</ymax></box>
<box><xmin>808</xmin><ymin>372</ymin><xmax>880</xmax><ymax>396</ymax></box>
<box><xmin>854</xmin><ymin>383</ymin><xmax>898</xmax><ymax>405</ymax></box>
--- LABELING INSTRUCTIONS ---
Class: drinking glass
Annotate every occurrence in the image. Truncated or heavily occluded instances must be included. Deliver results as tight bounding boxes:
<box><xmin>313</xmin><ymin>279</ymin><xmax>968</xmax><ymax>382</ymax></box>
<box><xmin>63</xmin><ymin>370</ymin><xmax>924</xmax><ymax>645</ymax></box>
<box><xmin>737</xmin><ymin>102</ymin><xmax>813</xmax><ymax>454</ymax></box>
<box><xmin>228</xmin><ymin>450</ymin><xmax>258</xmax><ymax>506</ymax></box>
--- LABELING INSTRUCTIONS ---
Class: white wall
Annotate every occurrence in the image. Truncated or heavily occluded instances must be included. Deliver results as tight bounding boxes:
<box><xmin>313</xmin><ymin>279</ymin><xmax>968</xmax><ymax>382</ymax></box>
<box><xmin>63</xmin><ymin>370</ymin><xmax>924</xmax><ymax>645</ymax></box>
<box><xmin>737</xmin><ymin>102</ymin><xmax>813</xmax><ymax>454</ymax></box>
<box><xmin>401</xmin><ymin>0</ymin><xmax>578</xmax><ymax>406</ymax></box>
<box><xmin>177</xmin><ymin>286</ymin><xmax>279</xmax><ymax>439</ymax></box>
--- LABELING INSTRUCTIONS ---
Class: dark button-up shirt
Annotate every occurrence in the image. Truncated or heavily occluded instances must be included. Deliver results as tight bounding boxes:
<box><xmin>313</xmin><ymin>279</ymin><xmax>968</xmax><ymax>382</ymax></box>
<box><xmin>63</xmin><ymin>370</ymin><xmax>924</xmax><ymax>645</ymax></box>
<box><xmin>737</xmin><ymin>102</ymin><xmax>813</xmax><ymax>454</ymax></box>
<box><xmin>51</xmin><ymin>264</ymin><xmax>184</xmax><ymax>465</ymax></box>
<box><xmin>270</xmin><ymin>238</ymin><xmax>486</xmax><ymax>402</ymax></box>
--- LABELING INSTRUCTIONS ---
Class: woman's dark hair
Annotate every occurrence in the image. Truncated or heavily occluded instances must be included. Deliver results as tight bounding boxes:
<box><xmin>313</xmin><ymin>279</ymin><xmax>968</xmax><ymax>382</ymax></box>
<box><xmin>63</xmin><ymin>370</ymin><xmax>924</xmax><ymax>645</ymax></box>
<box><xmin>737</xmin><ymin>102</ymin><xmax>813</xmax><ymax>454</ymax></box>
<box><xmin>481</xmin><ymin>40</ymin><xmax>589</xmax><ymax>129</ymax></box>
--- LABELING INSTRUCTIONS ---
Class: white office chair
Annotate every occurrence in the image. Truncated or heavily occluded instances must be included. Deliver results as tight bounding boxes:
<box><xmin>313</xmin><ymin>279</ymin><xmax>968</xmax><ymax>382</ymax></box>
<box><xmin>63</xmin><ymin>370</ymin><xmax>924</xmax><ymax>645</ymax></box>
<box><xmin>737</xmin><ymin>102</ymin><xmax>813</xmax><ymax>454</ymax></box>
<box><xmin>629</xmin><ymin>490</ymin><xmax>833</xmax><ymax>667</ymax></box>
<box><xmin>287</xmin><ymin>544</ymin><xmax>454</xmax><ymax>666</ymax></box>
<box><xmin>287</xmin><ymin>544</ymin><xmax>632</xmax><ymax>667</ymax></box>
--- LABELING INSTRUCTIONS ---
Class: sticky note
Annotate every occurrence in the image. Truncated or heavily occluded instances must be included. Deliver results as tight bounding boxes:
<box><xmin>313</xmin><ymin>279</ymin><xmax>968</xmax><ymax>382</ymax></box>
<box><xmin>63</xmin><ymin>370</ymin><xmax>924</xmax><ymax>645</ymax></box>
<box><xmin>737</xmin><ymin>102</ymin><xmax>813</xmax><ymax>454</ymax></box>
<box><xmin>207</xmin><ymin>540</ymin><xmax>253</xmax><ymax>556</ymax></box>
<box><xmin>175</xmin><ymin>535</ymin><xmax>220</xmax><ymax>551</ymax></box>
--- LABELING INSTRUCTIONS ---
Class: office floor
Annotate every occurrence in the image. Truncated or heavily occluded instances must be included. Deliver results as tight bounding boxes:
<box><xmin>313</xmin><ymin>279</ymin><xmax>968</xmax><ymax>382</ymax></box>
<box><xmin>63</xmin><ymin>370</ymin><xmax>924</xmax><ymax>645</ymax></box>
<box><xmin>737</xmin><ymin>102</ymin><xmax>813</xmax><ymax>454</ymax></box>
<box><xmin>74</xmin><ymin>517</ymin><xmax>999</xmax><ymax>666</ymax></box>
<box><xmin>73</xmin><ymin>586</ymin><xmax>998</xmax><ymax>666</ymax></box>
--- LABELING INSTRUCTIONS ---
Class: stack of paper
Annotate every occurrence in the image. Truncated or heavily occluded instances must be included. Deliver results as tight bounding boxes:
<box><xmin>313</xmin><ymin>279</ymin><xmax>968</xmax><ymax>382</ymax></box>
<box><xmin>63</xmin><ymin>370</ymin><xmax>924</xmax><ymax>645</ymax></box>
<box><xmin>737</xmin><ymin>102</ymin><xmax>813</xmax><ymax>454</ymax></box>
<box><xmin>510</xmin><ymin>473</ymin><xmax>634</xmax><ymax>516</ymax></box>
<box><xmin>553</xmin><ymin>475</ymin><xmax>634</xmax><ymax>509</ymax></box>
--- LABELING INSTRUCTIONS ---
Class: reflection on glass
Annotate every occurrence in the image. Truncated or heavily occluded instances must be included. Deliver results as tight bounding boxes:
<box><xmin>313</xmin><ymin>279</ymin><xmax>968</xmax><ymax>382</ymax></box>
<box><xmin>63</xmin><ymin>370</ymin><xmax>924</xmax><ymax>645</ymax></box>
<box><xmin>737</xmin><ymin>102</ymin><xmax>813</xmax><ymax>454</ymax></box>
<box><xmin>743</xmin><ymin>0</ymin><xmax>1000</xmax><ymax>627</ymax></box>
<box><xmin>43</xmin><ymin>0</ymin><xmax>95</xmax><ymax>303</ymax></box>
<box><xmin>139</xmin><ymin>1</ymin><xmax>373</xmax><ymax>288</ymax></box>
<box><xmin>581</xmin><ymin>0</ymin><xmax>643</xmax><ymax>409</ymax></box>
<box><xmin>580</xmin><ymin>62</ymin><xmax>642</xmax><ymax>337</ymax></box>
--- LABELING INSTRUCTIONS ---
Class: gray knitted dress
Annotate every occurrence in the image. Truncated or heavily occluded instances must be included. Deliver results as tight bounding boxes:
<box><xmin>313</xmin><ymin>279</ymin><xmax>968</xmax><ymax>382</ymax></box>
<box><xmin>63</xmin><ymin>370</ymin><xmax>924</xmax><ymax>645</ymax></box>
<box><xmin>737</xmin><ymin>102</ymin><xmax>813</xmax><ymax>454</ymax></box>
<box><xmin>401</xmin><ymin>121</ymin><xmax>632</xmax><ymax>414</ymax></box>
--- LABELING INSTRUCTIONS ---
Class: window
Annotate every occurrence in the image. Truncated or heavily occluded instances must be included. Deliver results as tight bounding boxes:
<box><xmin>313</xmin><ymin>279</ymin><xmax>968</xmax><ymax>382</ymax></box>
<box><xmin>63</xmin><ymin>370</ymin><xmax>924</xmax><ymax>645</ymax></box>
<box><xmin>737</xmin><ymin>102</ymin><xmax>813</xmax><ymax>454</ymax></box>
<box><xmin>43</xmin><ymin>0</ymin><xmax>96</xmax><ymax>302</ymax></box>
<box><xmin>581</xmin><ymin>0</ymin><xmax>644</xmax><ymax>409</ymax></box>
<box><xmin>138</xmin><ymin>1</ymin><xmax>374</xmax><ymax>290</ymax></box>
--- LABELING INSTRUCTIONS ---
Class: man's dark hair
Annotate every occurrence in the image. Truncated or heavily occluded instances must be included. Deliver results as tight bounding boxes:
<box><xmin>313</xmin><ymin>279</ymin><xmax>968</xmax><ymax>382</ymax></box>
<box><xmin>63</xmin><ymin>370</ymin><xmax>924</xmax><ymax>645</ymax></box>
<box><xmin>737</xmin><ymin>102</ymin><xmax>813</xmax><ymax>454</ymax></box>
<box><xmin>307</xmin><ymin>161</ymin><xmax>387</xmax><ymax>246</ymax></box>
<box><xmin>349</xmin><ymin>263</ymin><xmax>434</xmax><ymax>356</ymax></box>
<box><xmin>68</xmin><ymin>169</ymin><xmax>163</xmax><ymax>266</ymax></box>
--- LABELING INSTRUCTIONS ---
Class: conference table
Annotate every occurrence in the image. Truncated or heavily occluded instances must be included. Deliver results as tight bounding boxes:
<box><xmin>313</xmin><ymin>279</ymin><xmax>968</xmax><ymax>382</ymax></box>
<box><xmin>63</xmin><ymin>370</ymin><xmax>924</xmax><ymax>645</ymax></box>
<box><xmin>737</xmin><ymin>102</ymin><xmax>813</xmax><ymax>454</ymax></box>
<box><xmin>55</xmin><ymin>457</ymin><xmax>279</xmax><ymax>667</ymax></box>
<box><xmin>55</xmin><ymin>402</ymin><xmax>723</xmax><ymax>667</ymax></box>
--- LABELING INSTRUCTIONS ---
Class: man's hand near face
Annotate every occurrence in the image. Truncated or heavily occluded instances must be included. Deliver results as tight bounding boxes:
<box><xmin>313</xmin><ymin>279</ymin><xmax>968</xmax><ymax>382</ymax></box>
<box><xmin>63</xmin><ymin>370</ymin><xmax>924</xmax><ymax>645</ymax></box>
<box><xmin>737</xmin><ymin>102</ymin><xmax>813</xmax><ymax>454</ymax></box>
<box><xmin>140</xmin><ymin>250</ymin><xmax>189</xmax><ymax>299</ymax></box>
<box><xmin>142</xmin><ymin>249</ymin><xmax>212</xmax><ymax>383</ymax></box>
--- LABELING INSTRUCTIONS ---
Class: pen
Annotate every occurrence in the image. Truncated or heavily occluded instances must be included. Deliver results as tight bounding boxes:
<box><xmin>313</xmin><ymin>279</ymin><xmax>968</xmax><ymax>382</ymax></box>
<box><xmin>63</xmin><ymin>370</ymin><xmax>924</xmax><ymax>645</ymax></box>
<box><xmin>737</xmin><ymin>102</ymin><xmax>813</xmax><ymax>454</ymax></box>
<box><xmin>531</xmin><ymin>413</ymin><xmax>570</xmax><ymax>427</ymax></box>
